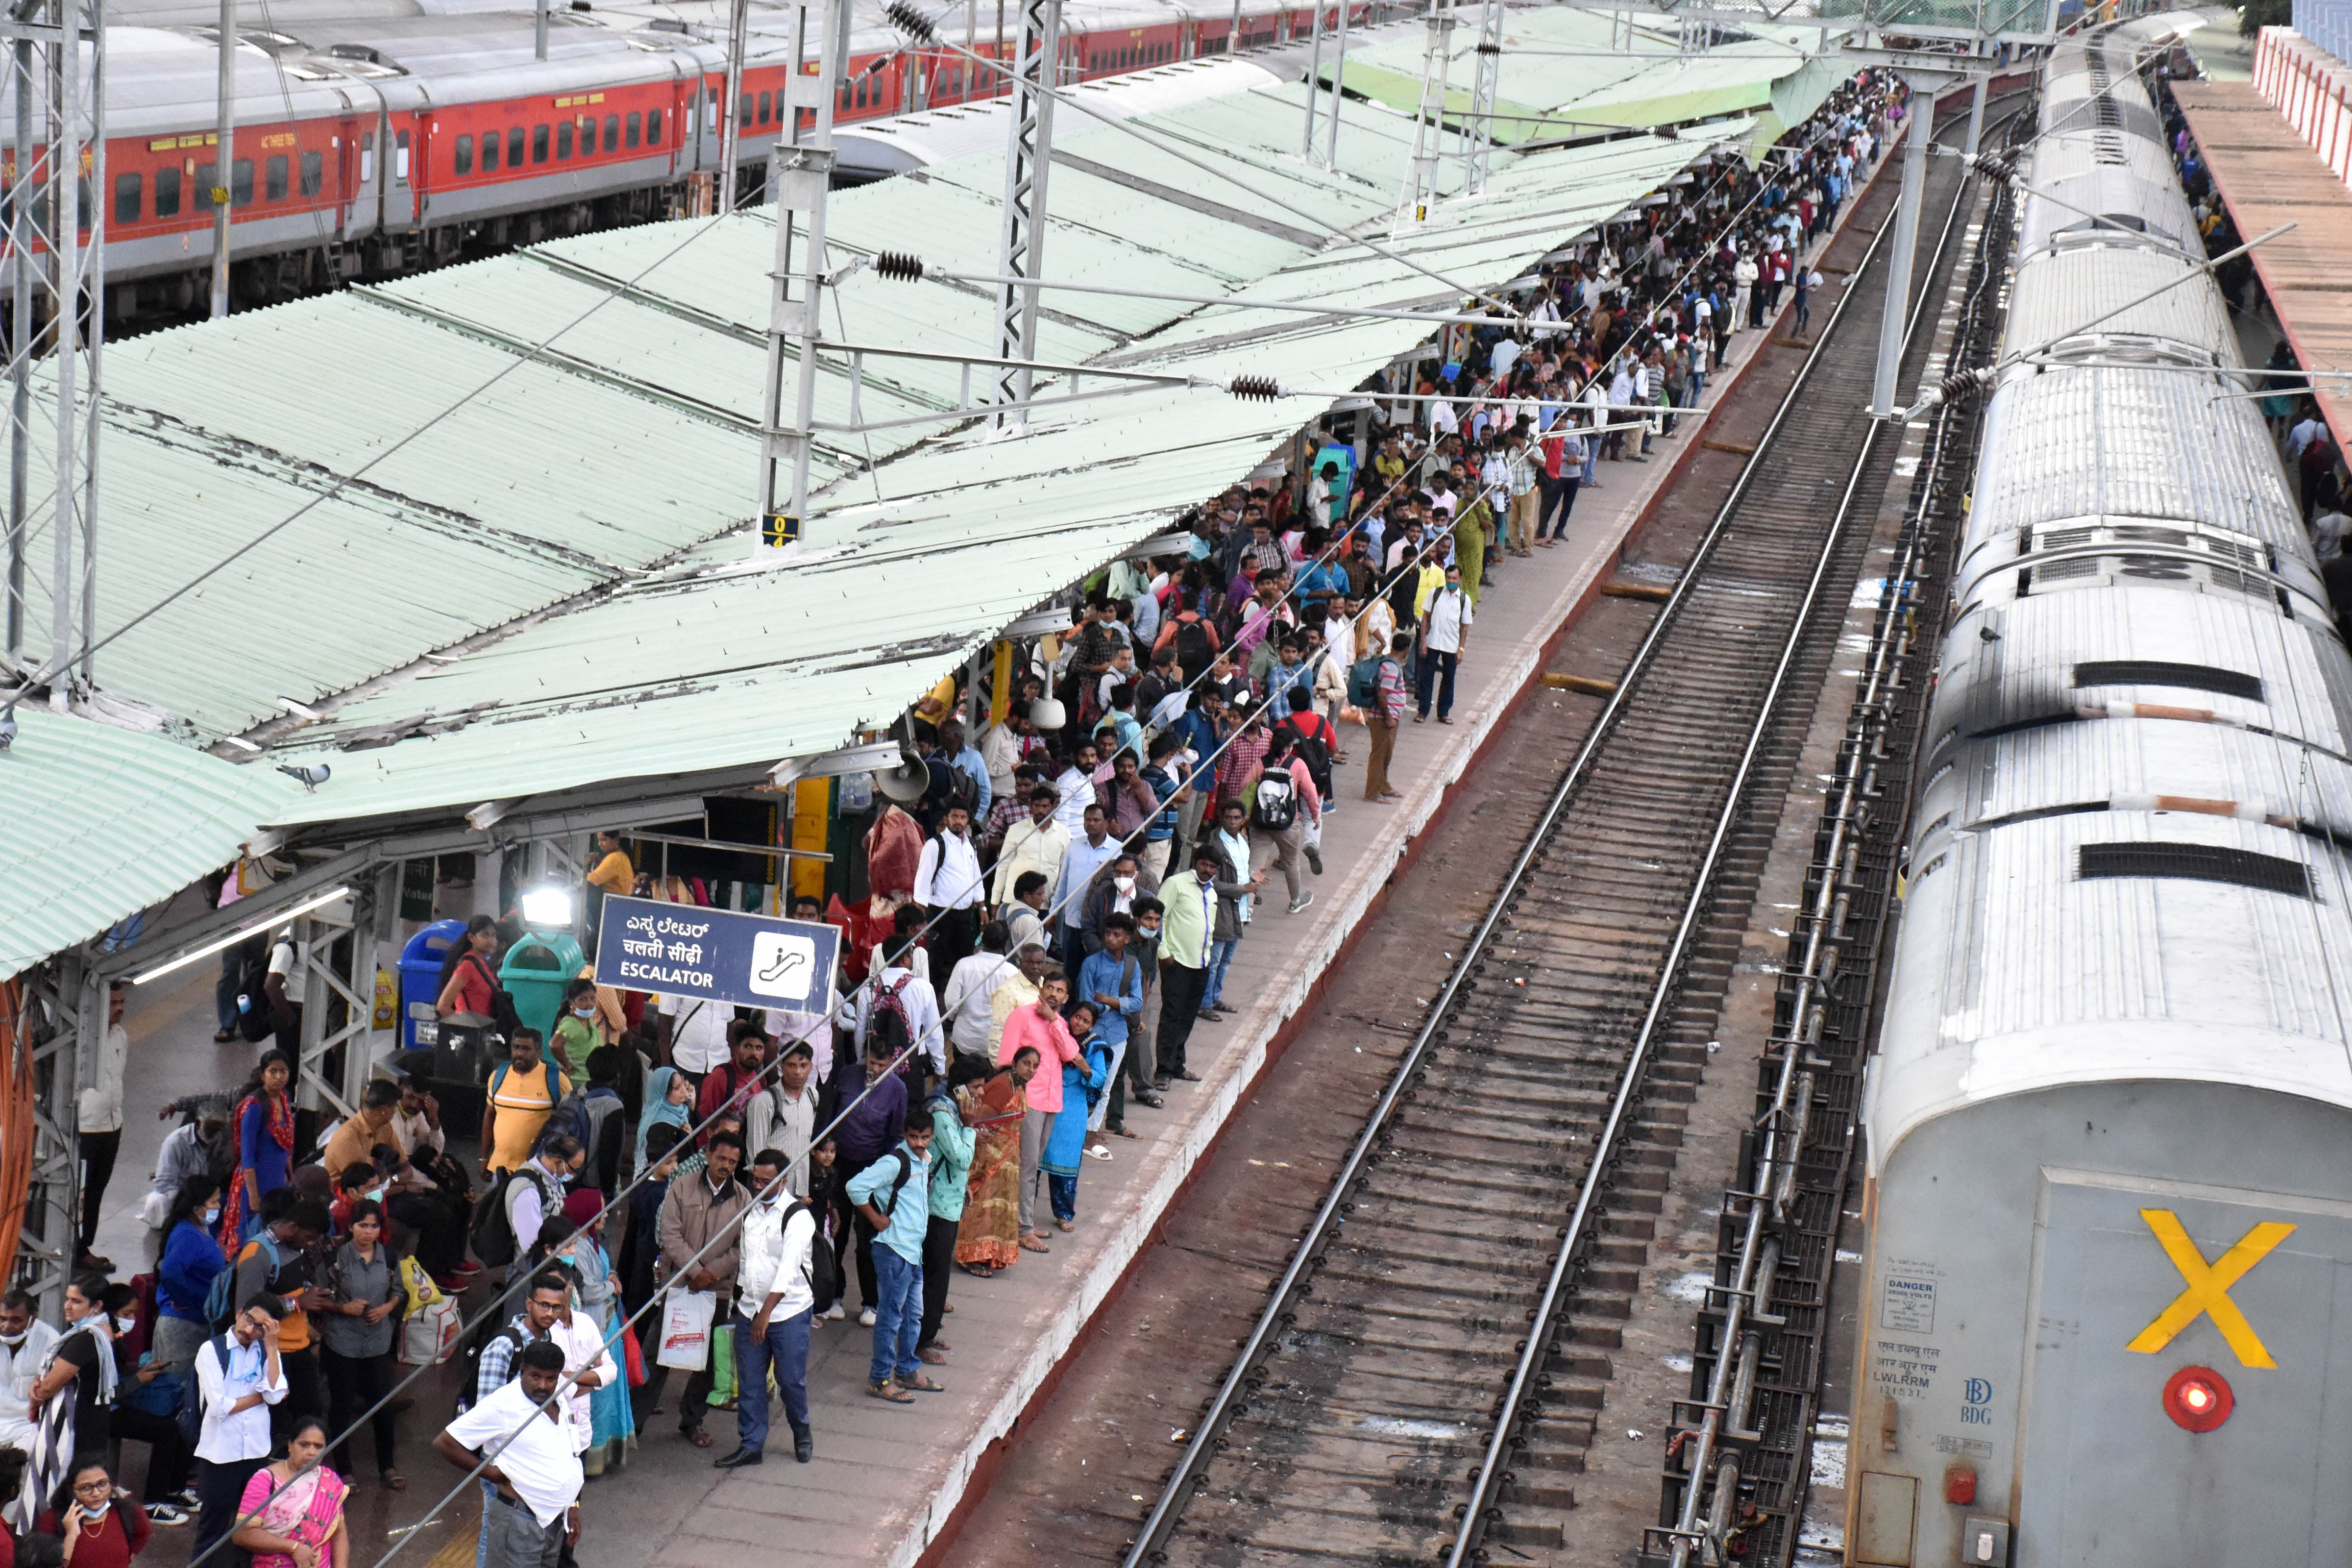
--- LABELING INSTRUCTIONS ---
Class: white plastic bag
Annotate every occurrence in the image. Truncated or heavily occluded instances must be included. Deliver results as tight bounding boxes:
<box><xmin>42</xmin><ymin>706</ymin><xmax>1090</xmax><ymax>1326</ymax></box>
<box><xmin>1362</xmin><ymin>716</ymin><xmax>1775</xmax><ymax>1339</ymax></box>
<box><xmin>656</xmin><ymin>1289</ymin><xmax>715</xmax><ymax>1370</ymax></box>
<box><xmin>400</xmin><ymin>1298</ymin><xmax>462</xmax><ymax>1367</ymax></box>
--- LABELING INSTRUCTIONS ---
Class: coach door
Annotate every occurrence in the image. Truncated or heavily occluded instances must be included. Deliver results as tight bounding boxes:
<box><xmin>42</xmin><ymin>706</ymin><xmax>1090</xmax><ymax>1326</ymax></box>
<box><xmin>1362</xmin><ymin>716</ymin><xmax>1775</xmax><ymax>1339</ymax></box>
<box><xmin>2018</xmin><ymin>1170</ymin><xmax>2352</xmax><ymax>1567</ymax></box>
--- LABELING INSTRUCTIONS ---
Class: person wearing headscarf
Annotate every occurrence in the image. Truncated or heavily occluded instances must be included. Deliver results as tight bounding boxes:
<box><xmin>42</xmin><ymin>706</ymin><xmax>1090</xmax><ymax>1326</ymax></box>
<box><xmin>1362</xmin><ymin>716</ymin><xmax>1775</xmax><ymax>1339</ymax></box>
<box><xmin>556</xmin><ymin>1191</ymin><xmax>635</xmax><ymax>1476</ymax></box>
<box><xmin>636</xmin><ymin>1066</ymin><xmax>692</xmax><ymax>1170</ymax></box>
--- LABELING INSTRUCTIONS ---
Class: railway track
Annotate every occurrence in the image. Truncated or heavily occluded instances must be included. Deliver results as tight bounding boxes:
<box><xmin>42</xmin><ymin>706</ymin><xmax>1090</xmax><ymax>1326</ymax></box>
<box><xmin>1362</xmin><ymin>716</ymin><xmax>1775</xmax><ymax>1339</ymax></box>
<box><xmin>1122</xmin><ymin>100</ymin><xmax>2015</xmax><ymax>1568</ymax></box>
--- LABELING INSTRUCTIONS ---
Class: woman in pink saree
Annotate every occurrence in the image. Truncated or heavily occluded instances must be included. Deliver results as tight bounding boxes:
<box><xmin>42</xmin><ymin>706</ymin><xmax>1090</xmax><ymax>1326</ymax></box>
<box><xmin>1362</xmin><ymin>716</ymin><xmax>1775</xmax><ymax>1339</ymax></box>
<box><xmin>234</xmin><ymin>1419</ymin><xmax>350</xmax><ymax>1568</ymax></box>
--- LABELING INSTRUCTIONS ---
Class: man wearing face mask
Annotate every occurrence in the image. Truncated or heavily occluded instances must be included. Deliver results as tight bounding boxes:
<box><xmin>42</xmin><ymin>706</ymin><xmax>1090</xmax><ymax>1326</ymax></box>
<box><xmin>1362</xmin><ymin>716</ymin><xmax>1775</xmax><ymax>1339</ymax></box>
<box><xmin>0</xmin><ymin>1291</ymin><xmax>58</xmax><ymax>1458</ymax></box>
<box><xmin>1077</xmin><ymin>854</ymin><xmax>1142</xmax><ymax>960</ymax></box>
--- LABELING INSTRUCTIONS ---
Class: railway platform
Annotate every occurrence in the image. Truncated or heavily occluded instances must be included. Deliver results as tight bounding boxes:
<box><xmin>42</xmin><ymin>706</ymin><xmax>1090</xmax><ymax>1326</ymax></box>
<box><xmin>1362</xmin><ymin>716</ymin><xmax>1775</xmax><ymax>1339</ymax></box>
<box><xmin>2175</xmin><ymin>77</ymin><xmax>2352</xmax><ymax>448</ymax></box>
<box><xmin>85</xmin><ymin>94</ymin><xmax>1959</xmax><ymax>1568</ymax></box>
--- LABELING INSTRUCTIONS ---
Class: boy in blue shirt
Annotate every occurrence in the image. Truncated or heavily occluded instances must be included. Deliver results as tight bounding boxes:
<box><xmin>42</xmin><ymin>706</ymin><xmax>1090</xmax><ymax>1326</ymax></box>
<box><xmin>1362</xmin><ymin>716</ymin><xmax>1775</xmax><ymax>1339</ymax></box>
<box><xmin>847</xmin><ymin>1122</ymin><xmax>937</xmax><ymax>1403</ymax></box>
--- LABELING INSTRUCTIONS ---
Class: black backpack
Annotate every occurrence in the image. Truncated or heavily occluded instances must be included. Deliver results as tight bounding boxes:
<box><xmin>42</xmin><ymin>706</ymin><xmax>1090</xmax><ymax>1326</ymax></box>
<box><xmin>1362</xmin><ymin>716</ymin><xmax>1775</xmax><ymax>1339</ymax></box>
<box><xmin>870</xmin><ymin>1148</ymin><xmax>916</xmax><ymax>1219</ymax></box>
<box><xmin>467</xmin><ymin>1168</ymin><xmax>533</xmax><ymax>1269</ymax></box>
<box><xmin>1173</xmin><ymin>616</ymin><xmax>1214</xmax><ymax>677</ymax></box>
<box><xmin>452</xmin><ymin>1323</ymin><xmax>531</xmax><ymax>1417</ymax></box>
<box><xmin>1277</xmin><ymin>717</ymin><xmax>1334</xmax><ymax>799</ymax></box>
<box><xmin>784</xmin><ymin>1199</ymin><xmax>839</xmax><ymax>1305</ymax></box>
<box><xmin>235</xmin><ymin>943</ymin><xmax>283</xmax><ymax>1043</ymax></box>
<box><xmin>1253</xmin><ymin>771</ymin><xmax>1298</xmax><ymax>833</ymax></box>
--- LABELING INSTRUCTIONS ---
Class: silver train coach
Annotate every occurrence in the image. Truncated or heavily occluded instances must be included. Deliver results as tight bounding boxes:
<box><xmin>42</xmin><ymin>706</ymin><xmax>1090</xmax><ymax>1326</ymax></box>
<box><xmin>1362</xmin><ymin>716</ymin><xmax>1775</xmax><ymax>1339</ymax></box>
<box><xmin>1847</xmin><ymin>16</ymin><xmax>2352</xmax><ymax>1568</ymax></box>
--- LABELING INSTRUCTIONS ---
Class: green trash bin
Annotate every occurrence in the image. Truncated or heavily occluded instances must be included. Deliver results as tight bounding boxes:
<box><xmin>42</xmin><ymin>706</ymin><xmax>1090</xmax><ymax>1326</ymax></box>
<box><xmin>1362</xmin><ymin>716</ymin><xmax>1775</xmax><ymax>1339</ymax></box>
<box><xmin>499</xmin><ymin>931</ymin><xmax>586</xmax><ymax>1044</ymax></box>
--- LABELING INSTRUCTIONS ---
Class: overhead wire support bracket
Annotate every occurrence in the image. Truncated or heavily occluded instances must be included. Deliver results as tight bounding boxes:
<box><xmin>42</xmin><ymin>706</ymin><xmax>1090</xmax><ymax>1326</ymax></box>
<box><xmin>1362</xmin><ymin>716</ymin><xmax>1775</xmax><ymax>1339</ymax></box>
<box><xmin>752</xmin><ymin>0</ymin><xmax>847</xmax><ymax>557</ymax></box>
<box><xmin>989</xmin><ymin>0</ymin><xmax>1062</xmax><ymax>432</ymax></box>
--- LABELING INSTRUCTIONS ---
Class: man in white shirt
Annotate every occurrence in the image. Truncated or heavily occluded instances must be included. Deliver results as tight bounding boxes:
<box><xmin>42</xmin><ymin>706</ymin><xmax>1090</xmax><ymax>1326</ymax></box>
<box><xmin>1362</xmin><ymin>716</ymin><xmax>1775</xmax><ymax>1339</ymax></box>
<box><xmin>0</xmin><ymin>1293</ymin><xmax>59</xmax><ymax>1459</ymax></box>
<box><xmin>76</xmin><ymin>983</ymin><xmax>128</xmax><ymax>1270</ymax></box>
<box><xmin>913</xmin><ymin>806</ymin><xmax>986</xmax><ymax>979</ymax></box>
<box><xmin>540</xmin><ymin>1291</ymin><xmax>613</xmax><ymax>1457</ymax></box>
<box><xmin>191</xmin><ymin>1297</ymin><xmax>287</xmax><ymax>1560</ymax></box>
<box><xmin>658</xmin><ymin>991</ymin><xmax>732</xmax><ymax>1080</ymax></box>
<box><xmin>1414</xmin><ymin>564</ymin><xmax>1475</xmax><ymax>724</ymax></box>
<box><xmin>942</xmin><ymin>926</ymin><xmax>1020</xmax><ymax>1063</ymax></box>
<box><xmin>436</xmin><ymin>1340</ymin><xmax>582</xmax><ymax>1568</ymax></box>
<box><xmin>262</xmin><ymin>929</ymin><xmax>306</xmax><ymax>1053</ymax></box>
<box><xmin>1051</xmin><ymin>740</ymin><xmax>1102</xmax><ymax>841</ymax></box>
<box><xmin>990</xmin><ymin>786</ymin><xmax>1069</xmax><ymax>910</ymax></box>
<box><xmin>1051</xmin><ymin>805</ymin><xmax>1123</xmax><ymax>972</ymax></box>
<box><xmin>716</xmin><ymin>1149</ymin><xmax>818</xmax><ymax>1468</ymax></box>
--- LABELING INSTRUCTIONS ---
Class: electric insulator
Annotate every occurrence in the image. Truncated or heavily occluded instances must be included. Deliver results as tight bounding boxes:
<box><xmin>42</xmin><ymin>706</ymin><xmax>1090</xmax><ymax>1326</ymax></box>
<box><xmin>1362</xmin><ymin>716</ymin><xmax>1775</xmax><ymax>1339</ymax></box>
<box><xmin>874</xmin><ymin>251</ymin><xmax>926</xmax><ymax>282</ymax></box>
<box><xmin>883</xmin><ymin>0</ymin><xmax>938</xmax><ymax>43</ymax></box>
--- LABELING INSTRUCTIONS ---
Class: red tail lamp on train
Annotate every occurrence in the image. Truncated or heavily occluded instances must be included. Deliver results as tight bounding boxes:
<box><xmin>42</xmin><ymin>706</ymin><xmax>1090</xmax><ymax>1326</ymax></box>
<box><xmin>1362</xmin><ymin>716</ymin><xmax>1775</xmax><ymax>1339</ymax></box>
<box><xmin>2162</xmin><ymin>1366</ymin><xmax>2234</xmax><ymax>1433</ymax></box>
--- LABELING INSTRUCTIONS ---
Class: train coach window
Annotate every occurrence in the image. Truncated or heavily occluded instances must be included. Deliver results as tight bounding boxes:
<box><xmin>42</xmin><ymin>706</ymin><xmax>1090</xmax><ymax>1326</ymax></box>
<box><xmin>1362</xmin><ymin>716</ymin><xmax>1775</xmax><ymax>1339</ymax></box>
<box><xmin>625</xmin><ymin>111</ymin><xmax>641</xmax><ymax>148</ymax></box>
<box><xmin>604</xmin><ymin>113</ymin><xmax>619</xmax><ymax>150</ymax></box>
<box><xmin>646</xmin><ymin>107</ymin><xmax>662</xmax><ymax>143</ymax></box>
<box><xmin>194</xmin><ymin>160</ymin><xmax>217</xmax><ymax>209</ymax></box>
<box><xmin>265</xmin><ymin>154</ymin><xmax>287</xmax><ymax>200</ymax></box>
<box><xmin>758</xmin><ymin>91</ymin><xmax>771</xmax><ymax>124</ymax></box>
<box><xmin>113</xmin><ymin>172</ymin><xmax>139</xmax><ymax>225</ymax></box>
<box><xmin>480</xmin><ymin>131</ymin><xmax>498</xmax><ymax>171</ymax></box>
<box><xmin>532</xmin><ymin>124</ymin><xmax>549</xmax><ymax>163</ymax></box>
<box><xmin>154</xmin><ymin>165</ymin><xmax>180</xmax><ymax>217</ymax></box>
<box><xmin>556</xmin><ymin>120</ymin><xmax>573</xmax><ymax>159</ymax></box>
<box><xmin>232</xmin><ymin>157</ymin><xmax>253</xmax><ymax>207</ymax></box>
<box><xmin>453</xmin><ymin>134</ymin><xmax>473</xmax><ymax>175</ymax></box>
<box><xmin>508</xmin><ymin>126</ymin><xmax>525</xmax><ymax>166</ymax></box>
<box><xmin>394</xmin><ymin>129</ymin><xmax>410</xmax><ymax>183</ymax></box>
<box><xmin>738</xmin><ymin>92</ymin><xmax>752</xmax><ymax>127</ymax></box>
<box><xmin>300</xmin><ymin>149</ymin><xmax>322</xmax><ymax>195</ymax></box>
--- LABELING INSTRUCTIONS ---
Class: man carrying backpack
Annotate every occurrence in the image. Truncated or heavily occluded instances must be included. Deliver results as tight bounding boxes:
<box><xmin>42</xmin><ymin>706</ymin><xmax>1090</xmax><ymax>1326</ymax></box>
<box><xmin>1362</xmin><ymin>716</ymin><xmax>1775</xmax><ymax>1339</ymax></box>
<box><xmin>225</xmin><ymin>1195</ymin><xmax>332</xmax><ymax>1436</ymax></box>
<box><xmin>847</xmin><ymin>1121</ymin><xmax>938</xmax><ymax>1405</ymax></box>
<box><xmin>189</xmin><ymin>1296</ymin><xmax>286</xmax><ymax>1561</ymax></box>
<box><xmin>714</xmin><ymin>1149</ymin><xmax>818</xmax><ymax>1469</ymax></box>
<box><xmin>1251</xmin><ymin>732</ymin><xmax>1321</xmax><ymax>916</ymax></box>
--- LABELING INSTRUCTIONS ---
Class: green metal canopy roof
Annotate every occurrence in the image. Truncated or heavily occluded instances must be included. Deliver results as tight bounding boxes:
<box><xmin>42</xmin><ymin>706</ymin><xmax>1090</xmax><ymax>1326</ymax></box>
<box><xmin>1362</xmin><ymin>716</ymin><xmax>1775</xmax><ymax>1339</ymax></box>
<box><xmin>0</xmin><ymin>707</ymin><xmax>309</xmax><ymax>980</ymax></box>
<box><xmin>4</xmin><ymin>14</ymin><xmax>1817</xmax><ymax>972</ymax></box>
<box><xmin>1319</xmin><ymin>6</ymin><xmax>1846</xmax><ymax>156</ymax></box>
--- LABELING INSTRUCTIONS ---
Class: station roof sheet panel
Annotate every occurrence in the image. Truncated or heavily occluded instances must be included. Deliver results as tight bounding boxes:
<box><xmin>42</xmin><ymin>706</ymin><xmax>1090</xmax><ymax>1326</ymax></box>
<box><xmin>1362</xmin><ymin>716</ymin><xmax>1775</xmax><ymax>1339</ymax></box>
<box><xmin>0</xmin><ymin>707</ymin><xmax>309</xmax><ymax>979</ymax></box>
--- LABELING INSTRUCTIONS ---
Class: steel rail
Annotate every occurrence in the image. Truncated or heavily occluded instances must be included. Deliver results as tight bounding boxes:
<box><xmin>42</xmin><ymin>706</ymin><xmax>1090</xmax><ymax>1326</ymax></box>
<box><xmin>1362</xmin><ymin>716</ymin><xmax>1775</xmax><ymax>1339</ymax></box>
<box><xmin>1441</xmin><ymin>103</ymin><xmax>1989</xmax><ymax>1568</ymax></box>
<box><xmin>1124</xmin><ymin>121</ymin><xmax>1937</xmax><ymax>1568</ymax></box>
<box><xmin>1654</xmin><ymin>105</ymin><xmax>2025</xmax><ymax>1568</ymax></box>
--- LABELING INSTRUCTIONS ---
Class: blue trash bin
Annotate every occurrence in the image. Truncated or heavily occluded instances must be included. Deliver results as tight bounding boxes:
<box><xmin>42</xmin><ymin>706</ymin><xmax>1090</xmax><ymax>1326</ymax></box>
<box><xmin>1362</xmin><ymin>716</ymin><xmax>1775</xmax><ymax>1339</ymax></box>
<box><xmin>398</xmin><ymin>920</ymin><xmax>467</xmax><ymax>1055</ymax></box>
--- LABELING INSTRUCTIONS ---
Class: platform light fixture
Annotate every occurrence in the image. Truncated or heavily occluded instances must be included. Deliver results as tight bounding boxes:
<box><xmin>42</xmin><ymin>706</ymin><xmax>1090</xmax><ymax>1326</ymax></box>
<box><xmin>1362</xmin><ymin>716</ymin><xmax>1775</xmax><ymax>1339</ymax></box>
<box><xmin>127</xmin><ymin>884</ymin><xmax>353</xmax><ymax>985</ymax></box>
<box><xmin>519</xmin><ymin>885</ymin><xmax>576</xmax><ymax>929</ymax></box>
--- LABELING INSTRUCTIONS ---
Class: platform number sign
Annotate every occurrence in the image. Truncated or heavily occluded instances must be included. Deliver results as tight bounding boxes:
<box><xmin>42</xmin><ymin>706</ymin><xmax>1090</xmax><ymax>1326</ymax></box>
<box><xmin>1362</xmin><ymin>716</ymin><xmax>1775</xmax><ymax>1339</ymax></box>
<box><xmin>761</xmin><ymin>512</ymin><xmax>802</xmax><ymax>550</ymax></box>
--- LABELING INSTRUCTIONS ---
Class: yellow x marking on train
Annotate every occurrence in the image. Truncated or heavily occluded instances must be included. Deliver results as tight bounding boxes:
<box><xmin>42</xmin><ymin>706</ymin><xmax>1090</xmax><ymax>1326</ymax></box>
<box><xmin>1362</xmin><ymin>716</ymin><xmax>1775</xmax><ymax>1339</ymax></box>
<box><xmin>2126</xmin><ymin>1209</ymin><xmax>2297</xmax><ymax>1369</ymax></box>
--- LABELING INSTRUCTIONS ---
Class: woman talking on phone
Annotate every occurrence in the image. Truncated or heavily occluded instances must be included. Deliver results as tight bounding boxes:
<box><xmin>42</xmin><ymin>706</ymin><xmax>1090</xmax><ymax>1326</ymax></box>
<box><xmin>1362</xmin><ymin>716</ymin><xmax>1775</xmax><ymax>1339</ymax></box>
<box><xmin>36</xmin><ymin>1459</ymin><xmax>151</xmax><ymax>1568</ymax></box>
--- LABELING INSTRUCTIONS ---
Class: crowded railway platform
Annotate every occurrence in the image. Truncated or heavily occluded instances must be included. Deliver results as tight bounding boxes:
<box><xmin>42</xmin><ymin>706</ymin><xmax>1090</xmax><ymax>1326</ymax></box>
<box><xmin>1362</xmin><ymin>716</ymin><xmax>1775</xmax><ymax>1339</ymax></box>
<box><xmin>32</xmin><ymin>3</ymin><xmax>2346</xmax><ymax>1565</ymax></box>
